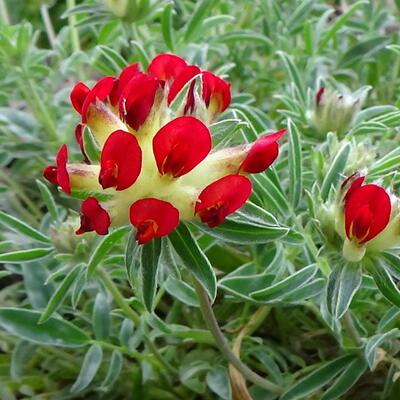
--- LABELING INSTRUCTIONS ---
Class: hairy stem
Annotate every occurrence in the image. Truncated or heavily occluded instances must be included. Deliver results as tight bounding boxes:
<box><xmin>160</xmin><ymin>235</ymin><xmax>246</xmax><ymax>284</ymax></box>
<box><xmin>192</xmin><ymin>278</ymin><xmax>282</xmax><ymax>394</ymax></box>
<box><xmin>342</xmin><ymin>310</ymin><xmax>363</xmax><ymax>346</ymax></box>
<box><xmin>0</xmin><ymin>0</ymin><xmax>10</xmax><ymax>24</ymax></box>
<box><xmin>40</xmin><ymin>4</ymin><xmax>57</xmax><ymax>49</ymax></box>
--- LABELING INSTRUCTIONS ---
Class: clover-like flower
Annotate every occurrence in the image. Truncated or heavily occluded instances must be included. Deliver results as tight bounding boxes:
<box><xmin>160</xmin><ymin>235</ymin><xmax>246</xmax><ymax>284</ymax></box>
<box><xmin>43</xmin><ymin>54</ymin><xmax>284</xmax><ymax>244</ymax></box>
<box><xmin>335</xmin><ymin>173</ymin><xmax>400</xmax><ymax>261</ymax></box>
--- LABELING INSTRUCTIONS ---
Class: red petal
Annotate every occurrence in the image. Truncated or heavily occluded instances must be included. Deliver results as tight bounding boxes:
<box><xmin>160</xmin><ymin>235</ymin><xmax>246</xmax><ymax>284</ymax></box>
<box><xmin>202</xmin><ymin>71</ymin><xmax>231</xmax><ymax>113</ymax></box>
<box><xmin>195</xmin><ymin>174</ymin><xmax>252</xmax><ymax>227</ymax></box>
<box><xmin>109</xmin><ymin>63</ymin><xmax>140</xmax><ymax>106</ymax></box>
<box><xmin>75</xmin><ymin>124</ymin><xmax>90</xmax><ymax>164</ymax></box>
<box><xmin>153</xmin><ymin>116</ymin><xmax>211</xmax><ymax>178</ymax></box>
<box><xmin>81</xmin><ymin>76</ymin><xmax>116</xmax><ymax>123</ymax></box>
<box><xmin>168</xmin><ymin>65</ymin><xmax>201</xmax><ymax>105</ymax></box>
<box><xmin>43</xmin><ymin>165</ymin><xmax>58</xmax><ymax>185</ymax></box>
<box><xmin>76</xmin><ymin>197</ymin><xmax>110</xmax><ymax>235</ymax></box>
<box><xmin>316</xmin><ymin>87</ymin><xmax>325</xmax><ymax>105</ymax></box>
<box><xmin>148</xmin><ymin>54</ymin><xmax>188</xmax><ymax>81</ymax></box>
<box><xmin>129</xmin><ymin>198</ymin><xmax>179</xmax><ymax>244</ymax></box>
<box><xmin>56</xmin><ymin>145</ymin><xmax>71</xmax><ymax>194</ymax></box>
<box><xmin>70</xmin><ymin>82</ymin><xmax>90</xmax><ymax>114</ymax></box>
<box><xmin>345</xmin><ymin>184</ymin><xmax>391</xmax><ymax>244</ymax></box>
<box><xmin>99</xmin><ymin>130</ymin><xmax>142</xmax><ymax>190</ymax></box>
<box><xmin>119</xmin><ymin>73</ymin><xmax>160</xmax><ymax>130</ymax></box>
<box><xmin>239</xmin><ymin>129</ymin><xmax>286</xmax><ymax>174</ymax></box>
<box><xmin>342</xmin><ymin>174</ymin><xmax>365</xmax><ymax>203</ymax></box>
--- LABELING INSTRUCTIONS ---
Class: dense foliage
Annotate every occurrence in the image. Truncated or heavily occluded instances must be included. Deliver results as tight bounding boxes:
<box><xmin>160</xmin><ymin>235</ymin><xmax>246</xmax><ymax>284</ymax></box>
<box><xmin>1</xmin><ymin>0</ymin><xmax>400</xmax><ymax>399</ymax></box>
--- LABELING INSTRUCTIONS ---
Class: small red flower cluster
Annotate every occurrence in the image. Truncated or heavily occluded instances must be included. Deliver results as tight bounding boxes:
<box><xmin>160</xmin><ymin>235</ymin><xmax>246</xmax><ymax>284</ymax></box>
<box><xmin>44</xmin><ymin>54</ymin><xmax>284</xmax><ymax>244</ymax></box>
<box><xmin>343</xmin><ymin>174</ymin><xmax>391</xmax><ymax>245</ymax></box>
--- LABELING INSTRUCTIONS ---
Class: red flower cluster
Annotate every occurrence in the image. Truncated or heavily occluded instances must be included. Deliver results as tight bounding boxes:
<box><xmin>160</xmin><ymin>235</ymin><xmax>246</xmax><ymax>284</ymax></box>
<box><xmin>44</xmin><ymin>54</ymin><xmax>284</xmax><ymax>244</ymax></box>
<box><xmin>343</xmin><ymin>175</ymin><xmax>391</xmax><ymax>245</ymax></box>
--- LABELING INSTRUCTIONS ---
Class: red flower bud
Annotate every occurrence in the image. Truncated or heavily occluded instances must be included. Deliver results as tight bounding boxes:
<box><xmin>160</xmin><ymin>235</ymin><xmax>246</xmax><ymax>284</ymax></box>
<box><xmin>195</xmin><ymin>174</ymin><xmax>252</xmax><ymax>227</ymax></box>
<box><xmin>130</xmin><ymin>198</ymin><xmax>179</xmax><ymax>244</ymax></box>
<box><xmin>202</xmin><ymin>71</ymin><xmax>231</xmax><ymax>113</ymax></box>
<box><xmin>109</xmin><ymin>63</ymin><xmax>139</xmax><ymax>106</ymax></box>
<box><xmin>81</xmin><ymin>76</ymin><xmax>116</xmax><ymax>123</ymax></box>
<box><xmin>76</xmin><ymin>197</ymin><xmax>111</xmax><ymax>235</ymax></box>
<box><xmin>44</xmin><ymin>145</ymin><xmax>71</xmax><ymax>193</ymax></box>
<box><xmin>345</xmin><ymin>184</ymin><xmax>391</xmax><ymax>245</ymax></box>
<box><xmin>239</xmin><ymin>129</ymin><xmax>286</xmax><ymax>174</ymax></box>
<box><xmin>316</xmin><ymin>87</ymin><xmax>325</xmax><ymax>106</ymax></box>
<box><xmin>153</xmin><ymin>116</ymin><xmax>211</xmax><ymax>178</ymax></box>
<box><xmin>148</xmin><ymin>54</ymin><xmax>188</xmax><ymax>81</ymax></box>
<box><xmin>119</xmin><ymin>73</ymin><xmax>161</xmax><ymax>130</ymax></box>
<box><xmin>70</xmin><ymin>82</ymin><xmax>90</xmax><ymax>114</ymax></box>
<box><xmin>99</xmin><ymin>130</ymin><xmax>142</xmax><ymax>190</ymax></box>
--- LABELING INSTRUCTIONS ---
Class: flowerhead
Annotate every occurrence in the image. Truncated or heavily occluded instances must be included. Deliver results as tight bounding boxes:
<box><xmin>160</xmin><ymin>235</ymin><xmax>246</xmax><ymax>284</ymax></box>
<box><xmin>44</xmin><ymin>54</ymin><xmax>285</xmax><ymax>244</ymax></box>
<box><xmin>335</xmin><ymin>173</ymin><xmax>400</xmax><ymax>261</ymax></box>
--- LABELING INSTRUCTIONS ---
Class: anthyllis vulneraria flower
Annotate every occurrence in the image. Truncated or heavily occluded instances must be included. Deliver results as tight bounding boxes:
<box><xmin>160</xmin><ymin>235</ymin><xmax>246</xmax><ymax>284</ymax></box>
<box><xmin>43</xmin><ymin>54</ymin><xmax>285</xmax><ymax>244</ymax></box>
<box><xmin>335</xmin><ymin>173</ymin><xmax>400</xmax><ymax>261</ymax></box>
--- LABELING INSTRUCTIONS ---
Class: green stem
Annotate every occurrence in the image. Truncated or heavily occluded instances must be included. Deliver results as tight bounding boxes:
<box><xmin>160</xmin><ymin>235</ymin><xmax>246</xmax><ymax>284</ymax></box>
<box><xmin>0</xmin><ymin>168</ymin><xmax>42</xmax><ymax>222</ymax></box>
<box><xmin>342</xmin><ymin>311</ymin><xmax>363</xmax><ymax>346</ymax></box>
<box><xmin>40</xmin><ymin>4</ymin><xmax>57</xmax><ymax>49</ymax></box>
<box><xmin>66</xmin><ymin>0</ymin><xmax>80</xmax><ymax>53</ymax></box>
<box><xmin>17</xmin><ymin>72</ymin><xmax>58</xmax><ymax>142</ymax></box>
<box><xmin>192</xmin><ymin>278</ymin><xmax>282</xmax><ymax>394</ymax></box>
<box><xmin>0</xmin><ymin>0</ymin><xmax>10</xmax><ymax>24</ymax></box>
<box><xmin>96</xmin><ymin>269</ymin><xmax>178</xmax><ymax>376</ymax></box>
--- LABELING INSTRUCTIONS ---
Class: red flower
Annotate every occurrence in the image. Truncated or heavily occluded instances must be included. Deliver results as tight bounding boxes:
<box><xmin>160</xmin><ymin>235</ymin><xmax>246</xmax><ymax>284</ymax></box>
<box><xmin>345</xmin><ymin>183</ymin><xmax>391</xmax><ymax>245</ymax></box>
<box><xmin>80</xmin><ymin>76</ymin><xmax>115</xmax><ymax>123</ymax></box>
<box><xmin>239</xmin><ymin>129</ymin><xmax>286</xmax><ymax>174</ymax></box>
<box><xmin>153</xmin><ymin>116</ymin><xmax>211</xmax><ymax>178</ymax></box>
<box><xmin>119</xmin><ymin>73</ymin><xmax>161</xmax><ymax>130</ymax></box>
<box><xmin>76</xmin><ymin>197</ymin><xmax>111</xmax><ymax>235</ymax></box>
<box><xmin>342</xmin><ymin>173</ymin><xmax>365</xmax><ymax>203</ymax></box>
<box><xmin>202</xmin><ymin>71</ymin><xmax>231</xmax><ymax>113</ymax></box>
<box><xmin>43</xmin><ymin>145</ymin><xmax>71</xmax><ymax>194</ymax></box>
<box><xmin>99</xmin><ymin>130</ymin><xmax>142</xmax><ymax>190</ymax></box>
<box><xmin>70</xmin><ymin>82</ymin><xmax>90</xmax><ymax>114</ymax></box>
<box><xmin>130</xmin><ymin>198</ymin><xmax>179</xmax><ymax>244</ymax></box>
<box><xmin>195</xmin><ymin>174</ymin><xmax>252</xmax><ymax>227</ymax></box>
<box><xmin>109</xmin><ymin>63</ymin><xmax>139</xmax><ymax>106</ymax></box>
<box><xmin>168</xmin><ymin>65</ymin><xmax>201</xmax><ymax>107</ymax></box>
<box><xmin>148</xmin><ymin>54</ymin><xmax>188</xmax><ymax>81</ymax></box>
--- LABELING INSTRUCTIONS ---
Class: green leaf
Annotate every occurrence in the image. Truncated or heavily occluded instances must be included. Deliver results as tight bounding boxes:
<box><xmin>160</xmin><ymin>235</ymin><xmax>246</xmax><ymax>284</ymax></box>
<box><xmin>370</xmin><ymin>261</ymin><xmax>400</xmax><ymax>308</ymax></box>
<box><xmin>10</xmin><ymin>340</ymin><xmax>37</xmax><ymax>382</ymax></box>
<box><xmin>97</xmin><ymin>45</ymin><xmax>128</xmax><ymax>73</ymax></box>
<box><xmin>140</xmin><ymin>238</ymin><xmax>161</xmax><ymax>312</ymax></box>
<box><xmin>86</xmin><ymin>227</ymin><xmax>128</xmax><ymax>280</ymax></box>
<box><xmin>71</xmin><ymin>344</ymin><xmax>103</xmax><ymax>393</ymax></box>
<box><xmin>161</xmin><ymin>2</ymin><xmax>174</xmax><ymax>51</ymax></box>
<box><xmin>83</xmin><ymin>127</ymin><xmax>101</xmax><ymax>163</ymax></box>
<box><xmin>168</xmin><ymin>223</ymin><xmax>216</xmax><ymax>302</ymax></box>
<box><xmin>92</xmin><ymin>292</ymin><xmax>110</xmax><ymax>340</ymax></box>
<box><xmin>219</xmin><ymin>274</ymin><xmax>275</xmax><ymax>301</ymax></box>
<box><xmin>321</xmin><ymin>357</ymin><xmax>368</xmax><ymax>400</ymax></box>
<box><xmin>378</xmin><ymin>307</ymin><xmax>400</xmax><ymax>331</ymax></box>
<box><xmin>0</xmin><ymin>248</ymin><xmax>54</xmax><ymax>263</ymax></box>
<box><xmin>287</xmin><ymin>119</ymin><xmax>303</xmax><ymax>208</ymax></box>
<box><xmin>365</xmin><ymin>329</ymin><xmax>399</xmax><ymax>369</ymax></box>
<box><xmin>250</xmin><ymin>264</ymin><xmax>317</xmax><ymax>302</ymax></box>
<box><xmin>326</xmin><ymin>263</ymin><xmax>362</xmax><ymax>319</ymax></box>
<box><xmin>339</xmin><ymin>37</ymin><xmax>388</xmax><ymax>67</ymax></box>
<box><xmin>319</xmin><ymin>1</ymin><xmax>368</xmax><ymax>50</ymax></box>
<box><xmin>281</xmin><ymin>355</ymin><xmax>355</xmax><ymax>400</ymax></box>
<box><xmin>320</xmin><ymin>143</ymin><xmax>350</xmax><ymax>201</ymax></box>
<box><xmin>0</xmin><ymin>211</ymin><xmax>50</xmax><ymax>243</ymax></box>
<box><xmin>192</xmin><ymin>219</ymin><xmax>288</xmax><ymax>244</ymax></box>
<box><xmin>39</xmin><ymin>264</ymin><xmax>83</xmax><ymax>323</ymax></box>
<box><xmin>0</xmin><ymin>308</ymin><xmax>90</xmax><ymax>347</ymax></box>
<box><xmin>164</xmin><ymin>276</ymin><xmax>199</xmax><ymax>307</ymax></box>
<box><xmin>99</xmin><ymin>350</ymin><xmax>123</xmax><ymax>391</ymax></box>
<box><xmin>206</xmin><ymin>366</ymin><xmax>232</xmax><ymax>400</ymax></box>
<box><xmin>184</xmin><ymin>0</ymin><xmax>212</xmax><ymax>42</ymax></box>
<box><xmin>216</xmin><ymin>30</ymin><xmax>271</xmax><ymax>46</ymax></box>
<box><xmin>36</xmin><ymin>179</ymin><xmax>59</xmax><ymax>221</ymax></box>
<box><xmin>369</xmin><ymin>147</ymin><xmax>400</xmax><ymax>177</ymax></box>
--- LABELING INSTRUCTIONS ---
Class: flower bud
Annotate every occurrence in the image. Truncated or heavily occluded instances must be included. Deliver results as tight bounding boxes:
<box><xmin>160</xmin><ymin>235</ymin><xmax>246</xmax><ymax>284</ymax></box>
<box><xmin>313</xmin><ymin>87</ymin><xmax>364</xmax><ymax>137</ymax></box>
<box><xmin>104</xmin><ymin>0</ymin><xmax>153</xmax><ymax>22</ymax></box>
